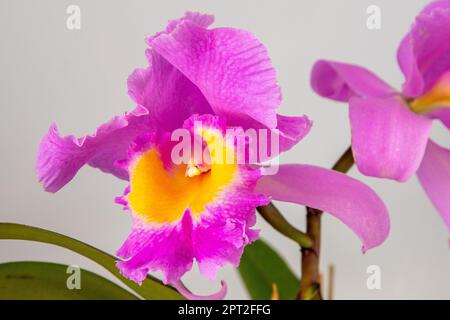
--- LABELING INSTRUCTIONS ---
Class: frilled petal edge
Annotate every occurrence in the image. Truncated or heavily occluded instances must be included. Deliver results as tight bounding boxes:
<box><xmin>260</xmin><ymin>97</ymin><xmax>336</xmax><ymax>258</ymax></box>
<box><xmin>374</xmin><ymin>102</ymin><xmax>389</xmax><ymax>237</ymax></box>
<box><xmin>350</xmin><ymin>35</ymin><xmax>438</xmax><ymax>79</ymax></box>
<box><xmin>149</xmin><ymin>19</ymin><xmax>282</xmax><ymax>129</ymax></box>
<box><xmin>398</xmin><ymin>0</ymin><xmax>450</xmax><ymax>97</ymax></box>
<box><xmin>36</xmin><ymin>105</ymin><xmax>150</xmax><ymax>192</ymax></box>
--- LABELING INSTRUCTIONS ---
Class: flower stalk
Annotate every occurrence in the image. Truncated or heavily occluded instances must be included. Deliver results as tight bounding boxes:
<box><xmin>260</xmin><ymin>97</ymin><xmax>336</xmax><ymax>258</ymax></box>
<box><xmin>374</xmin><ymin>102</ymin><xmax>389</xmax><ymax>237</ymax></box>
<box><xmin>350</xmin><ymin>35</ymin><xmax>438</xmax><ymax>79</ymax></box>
<box><xmin>257</xmin><ymin>204</ymin><xmax>313</xmax><ymax>248</ymax></box>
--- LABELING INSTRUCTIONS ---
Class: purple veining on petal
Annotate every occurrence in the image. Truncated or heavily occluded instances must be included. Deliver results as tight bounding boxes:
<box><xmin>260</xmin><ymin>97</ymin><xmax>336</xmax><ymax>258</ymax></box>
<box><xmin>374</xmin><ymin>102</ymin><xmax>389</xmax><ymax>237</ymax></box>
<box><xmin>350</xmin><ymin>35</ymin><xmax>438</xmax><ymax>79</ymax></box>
<box><xmin>398</xmin><ymin>1</ymin><xmax>450</xmax><ymax>97</ymax></box>
<box><xmin>36</xmin><ymin>105</ymin><xmax>151</xmax><ymax>192</ymax></box>
<box><xmin>145</xmin><ymin>12</ymin><xmax>215</xmax><ymax>45</ymax></box>
<box><xmin>129</xmin><ymin>12</ymin><xmax>310</xmax><ymax>157</ymax></box>
<box><xmin>127</xmin><ymin>50</ymin><xmax>213</xmax><ymax>132</ymax></box>
<box><xmin>117</xmin><ymin>213</ymin><xmax>195</xmax><ymax>284</ymax></box>
<box><xmin>149</xmin><ymin>20</ymin><xmax>282</xmax><ymax>129</ymax></box>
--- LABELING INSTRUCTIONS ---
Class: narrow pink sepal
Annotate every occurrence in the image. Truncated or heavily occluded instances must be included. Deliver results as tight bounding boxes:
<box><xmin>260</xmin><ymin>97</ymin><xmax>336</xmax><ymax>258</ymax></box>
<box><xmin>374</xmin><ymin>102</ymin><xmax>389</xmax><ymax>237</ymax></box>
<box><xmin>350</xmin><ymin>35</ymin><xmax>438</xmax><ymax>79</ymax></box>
<box><xmin>255</xmin><ymin>164</ymin><xmax>390</xmax><ymax>251</ymax></box>
<box><xmin>417</xmin><ymin>139</ymin><xmax>450</xmax><ymax>238</ymax></box>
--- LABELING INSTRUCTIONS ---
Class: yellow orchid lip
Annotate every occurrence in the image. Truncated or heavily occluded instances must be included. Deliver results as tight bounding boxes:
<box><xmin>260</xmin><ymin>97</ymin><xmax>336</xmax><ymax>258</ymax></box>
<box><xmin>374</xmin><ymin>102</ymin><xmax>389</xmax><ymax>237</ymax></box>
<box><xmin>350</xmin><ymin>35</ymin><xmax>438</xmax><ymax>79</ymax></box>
<box><xmin>126</xmin><ymin>128</ymin><xmax>237</xmax><ymax>224</ymax></box>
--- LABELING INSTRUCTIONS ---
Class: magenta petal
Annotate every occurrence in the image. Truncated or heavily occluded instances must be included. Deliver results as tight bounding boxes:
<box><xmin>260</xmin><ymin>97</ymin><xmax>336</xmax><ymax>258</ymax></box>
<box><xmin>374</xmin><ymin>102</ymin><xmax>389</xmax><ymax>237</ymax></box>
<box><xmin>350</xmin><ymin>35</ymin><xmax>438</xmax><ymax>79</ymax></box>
<box><xmin>349</xmin><ymin>96</ymin><xmax>432</xmax><ymax>182</ymax></box>
<box><xmin>126</xmin><ymin>12</ymin><xmax>215</xmax><ymax>131</ymax></box>
<box><xmin>417</xmin><ymin>140</ymin><xmax>450</xmax><ymax>233</ymax></box>
<box><xmin>310</xmin><ymin>60</ymin><xmax>395</xmax><ymax>102</ymax></box>
<box><xmin>36</xmin><ymin>106</ymin><xmax>150</xmax><ymax>192</ymax></box>
<box><xmin>191</xmin><ymin>164</ymin><xmax>269</xmax><ymax>280</ymax></box>
<box><xmin>420</xmin><ymin>0</ymin><xmax>450</xmax><ymax>13</ymax></box>
<box><xmin>117</xmin><ymin>213</ymin><xmax>195</xmax><ymax>285</ymax></box>
<box><xmin>276</xmin><ymin>114</ymin><xmax>313</xmax><ymax>153</ymax></box>
<box><xmin>235</xmin><ymin>114</ymin><xmax>312</xmax><ymax>162</ymax></box>
<box><xmin>128</xmin><ymin>11</ymin><xmax>214</xmax><ymax>114</ymax></box>
<box><xmin>172</xmin><ymin>280</ymin><xmax>227</xmax><ymax>300</ymax></box>
<box><xmin>127</xmin><ymin>67</ymin><xmax>151</xmax><ymax>106</ymax></box>
<box><xmin>127</xmin><ymin>50</ymin><xmax>213</xmax><ymax>131</ymax></box>
<box><xmin>149</xmin><ymin>20</ymin><xmax>282</xmax><ymax>128</ymax></box>
<box><xmin>145</xmin><ymin>11</ymin><xmax>214</xmax><ymax>44</ymax></box>
<box><xmin>255</xmin><ymin>164</ymin><xmax>390</xmax><ymax>251</ymax></box>
<box><xmin>398</xmin><ymin>1</ymin><xmax>450</xmax><ymax>97</ymax></box>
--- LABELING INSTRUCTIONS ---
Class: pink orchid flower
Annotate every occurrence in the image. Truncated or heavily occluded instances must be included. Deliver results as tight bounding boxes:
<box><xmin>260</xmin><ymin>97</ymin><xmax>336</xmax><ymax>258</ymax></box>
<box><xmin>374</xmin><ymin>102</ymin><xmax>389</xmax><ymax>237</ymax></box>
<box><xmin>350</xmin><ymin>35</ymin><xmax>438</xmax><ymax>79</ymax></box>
<box><xmin>311</xmin><ymin>0</ymin><xmax>450</xmax><ymax>239</ymax></box>
<box><xmin>37</xmin><ymin>12</ymin><xmax>389</xmax><ymax>298</ymax></box>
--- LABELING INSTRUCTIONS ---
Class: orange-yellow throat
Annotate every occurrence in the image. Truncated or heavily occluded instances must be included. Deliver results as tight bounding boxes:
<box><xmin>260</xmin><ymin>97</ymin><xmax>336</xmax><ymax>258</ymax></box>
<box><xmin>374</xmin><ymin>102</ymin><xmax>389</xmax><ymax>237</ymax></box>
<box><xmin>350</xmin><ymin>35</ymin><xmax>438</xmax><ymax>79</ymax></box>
<box><xmin>409</xmin><ymin>74</ymin><xmax>450</xmax><ymax>114</ymax></box>
<box><xmin>127</xmin><ymin>129</ymin><xmax>238</xmax><ymax>224</ymax></box>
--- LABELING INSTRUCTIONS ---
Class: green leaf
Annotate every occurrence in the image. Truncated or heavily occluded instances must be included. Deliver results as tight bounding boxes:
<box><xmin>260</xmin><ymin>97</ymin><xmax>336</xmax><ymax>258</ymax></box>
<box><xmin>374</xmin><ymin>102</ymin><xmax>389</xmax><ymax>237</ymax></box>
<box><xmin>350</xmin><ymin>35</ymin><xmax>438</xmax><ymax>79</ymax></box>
<box><xmin>0</xmin><ymin>223</ymin><xmax>184</xmax><ymax>300</ymax></box>
<box><xmin>238</xmin><ymin>239</ymin><xmax>299</xmax><ymax>300</ymax></box>
<box><xmin>0</xmin><ymin>261</ymin><xmax>139</xmax><ymax>300</ymax></box>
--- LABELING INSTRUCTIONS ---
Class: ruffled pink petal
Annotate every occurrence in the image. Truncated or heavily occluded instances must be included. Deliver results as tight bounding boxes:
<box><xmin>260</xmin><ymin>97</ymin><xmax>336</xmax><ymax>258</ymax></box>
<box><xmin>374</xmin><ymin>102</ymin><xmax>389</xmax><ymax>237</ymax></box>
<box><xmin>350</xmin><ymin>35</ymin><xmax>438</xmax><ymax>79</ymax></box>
<box><xmin>145</xmin><ymin>11</ymin><xmax>214</xmax><ymax>44</ymax></box>
<box><xmin>276</xmin><ymin>114</ymin><xmax>313</xmax><ymax>154</ymax></box>
<box><xmin>255</xmin><ymin>164</ymin><xmax>390</xmax><ymax>251</ymax></box>
<box><xmin>129</xmin><ymin>12</ymin><xmax>310</xmax><ymax>154</ymax></box>
<box><xmin>127</xmin><ymin>13</ymin><xmax>215</xmax><ymax>131</ymax></box>
<box><xmin>172</xmin><ymin>280</ymin><xmax>227</xmax><ymax>300</ymax></box>
<box><xmin>310</xmin><ymin>60</ymin><xmax>395</xmax><ymax>102</ymax></box>
<box><xmin>127</xmin><ymin>50</ymin><xmax>213</xmax><ymax>131</ymax></box>
<box><xmin>398</xmin><ymin>1</ymin><xmax>450</xmax><ymax>97</ymax></box>
<box><xmin>349</xmin><ymin>96</ymin><xmax>432</xmax><ymax>182</ymax></box>
<box><xmin>192</xmin><ymin>166</ymin><xmax>268</xmax><ymax>280</ymax></box>
<box><xmin>117</xmin><ymin>213</ymin><xmax>195</xmax><ymax>284</ymax></box>
<box><xmin>149</xmin><ymin>20</ymin><xmax>282</xmax><ymax>129</ymax></box>
<box><xmin>417</xmin><ymin>139</ymin><xmax>450</xmax><ymax>234</ymax></box>
<box><xmin>36</xmin><ymin>106</ymin><xmax>150</xmax><ymax>193</ymax></box>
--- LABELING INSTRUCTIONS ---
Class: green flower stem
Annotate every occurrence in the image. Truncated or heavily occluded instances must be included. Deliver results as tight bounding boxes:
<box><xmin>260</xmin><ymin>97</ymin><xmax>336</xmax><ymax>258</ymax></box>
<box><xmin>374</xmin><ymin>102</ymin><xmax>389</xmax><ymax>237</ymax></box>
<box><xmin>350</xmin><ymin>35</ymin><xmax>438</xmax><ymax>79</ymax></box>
<box><xmin>257</xmin><ymin>203</ymin><xmax>313</xmax><ymax>249</ymax></box>
<box><xmin>297</xmin><ymin>146</ymin><xmax>354</xmax><ymax>300</ymax></box>
<box><xmin>0</xmin><ymin>223</ymin><xmax>183</xmax><ymax>300</ymax></box>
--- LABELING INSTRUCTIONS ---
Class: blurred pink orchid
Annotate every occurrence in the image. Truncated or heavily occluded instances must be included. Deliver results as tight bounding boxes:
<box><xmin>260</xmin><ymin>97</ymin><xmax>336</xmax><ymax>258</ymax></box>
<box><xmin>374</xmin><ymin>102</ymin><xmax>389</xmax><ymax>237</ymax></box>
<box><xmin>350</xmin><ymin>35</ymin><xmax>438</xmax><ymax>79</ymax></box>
<box><xmin>311</xmin><ymin>0</ymin><xmax>450</xmax><ymax>238</ymax></box>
